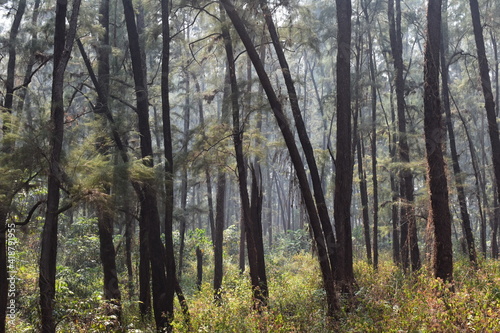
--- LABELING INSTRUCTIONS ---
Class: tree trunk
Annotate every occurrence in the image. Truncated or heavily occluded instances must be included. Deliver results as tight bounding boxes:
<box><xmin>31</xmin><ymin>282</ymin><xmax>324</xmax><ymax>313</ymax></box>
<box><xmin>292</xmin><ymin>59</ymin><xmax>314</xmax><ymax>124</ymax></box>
<box><xmin>196</xmin><ymin>247</ymin><xmax>203</xmax><ymax>291</ymax></box>
<box><xmin>334</xmin><ymin>0</ymin><xmax>355</xmax><ymax>289</ymax></box>
<box><xmin>258</xmin><ymin>0</ymin><xmax>337</xmax><ymax>278</ymax></box>
<box><xmin>469</xmin><ymin>0</ymin><xmax>500</xmax><ymax>251</ymax></box>
<box><xmin>161</xmin><ymin>0</ymin><xmax>177</xmax><ymax>325</ymax></box>
<box><xmin>388</xmin><ymin>0</ymin><xmax>420</xmax><ymax>271</ymax></box>
<box><xmin>122</xmin><ymin>0</ymin><xmax>170</xmax><ymax>329</ymax></box>
<box><xmin>220</xmin><ymin>7</ymin><xmax>266</xmax><ymax>307</ymax></box>
<box><xmin>178</xmin><ymin>70</ymin><xmax>191</xmax><ymax>281</ymax></box>
<box><xmin>357</xmin><ymin>136</ymin><xmax>372</xmax><ymax>265</ymax></box>
<box><xmin>39</xmin><ymin>1</ymin><xmax>81</xmax><ymax>331</ymax></box>
<box><xmin>361</xmin><ymin>0</ymin><xmax>380</xmax><ymax>270</ymax></box>
<box><xmin>219</xmin><ymin>0</ymin><xmax>339</xmax><ymax>316</ymax></box>
<box><xmin>441</xmin><ymin>2</ymin><xmax>477</xmax><ymax>266</ymax></box>
<box><xmin>424</xmin><ymin>0</ymin><xmax>453</xmax><ymax>282</ymax></box>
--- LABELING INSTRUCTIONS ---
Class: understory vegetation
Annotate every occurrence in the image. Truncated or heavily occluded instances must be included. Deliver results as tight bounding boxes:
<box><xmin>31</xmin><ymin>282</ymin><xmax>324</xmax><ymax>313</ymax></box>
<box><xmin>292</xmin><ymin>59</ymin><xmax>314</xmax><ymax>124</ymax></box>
<box><xmin>7</xmin><ymin>225</ymin><xmax>500</xmax><ymax>332</ymax></box>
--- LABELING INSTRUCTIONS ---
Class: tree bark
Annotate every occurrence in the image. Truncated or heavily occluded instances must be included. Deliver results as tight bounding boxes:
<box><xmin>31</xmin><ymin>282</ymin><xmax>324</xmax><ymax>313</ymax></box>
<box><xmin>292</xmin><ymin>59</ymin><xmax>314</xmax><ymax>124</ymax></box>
<box><xmin>424</xmin><ymin>0</ymin><xmax>453</xmax><ymax>282</ymax></box>
<box><xmin>220</xmin><ymin>6</ymin><xmax>266</xmax><ymax>307</ymax></box>
<box><xmin>388</xmin><ymin>0</ymin><xmax>420</xmax><ymax>271</ymax></box>
<box><xmin>469</xmin><ymin>0</ymin><xmax>500</xmax><ymax>252</ymax></box>
<box><xmin>39</xmin><ymin>1</ymin><xmax>81</xmax><ymax>331</ymax></box>
<box><xmin>122</xmin><ymin>0</ymin><xmax>170</xmax><ymax>329</ymax></box>
<box><xmin>161</xmin><ymin>0</ymin><xmax>177</xmax><ymax>325</ymax></box>
<box><xmin>258</xmin><ymin>0</ymin><xmax>337</xmax><ymax>278</ymax></box>
<box><xmin>441</xmin><ymin>2</ymin><xmax>477</xmax><ymax>266</ymax></box>
<box><xmin>219</xmin><ymin>0</ymin><xmax>339</xmax><ymax>316</ymax></box>
<box><xmin>334</xmin><ymin>0</ymin><xmax>355</xmax><ymax>289</ymax></box>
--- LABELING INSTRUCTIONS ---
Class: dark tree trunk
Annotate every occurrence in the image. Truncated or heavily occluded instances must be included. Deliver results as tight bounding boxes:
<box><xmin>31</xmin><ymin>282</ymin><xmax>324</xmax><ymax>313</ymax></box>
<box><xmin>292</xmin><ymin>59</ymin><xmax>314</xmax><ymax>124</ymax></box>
<box><xmin>161</xmin><ymin>0</ymin><xmax>177</xmax><ymax>325</ymax></box>
<box><xmin>39</xmin><ymin>1</ymin><xmax>81</xmax><ymax>331</ymax></box>
<box><xmin>122</xmin><ymin>0</ymin><xmax>171</xmax><ymax>329</ymax></box>
<box><xmin>213</xmin><ymin>72</ymin><xmax>230</xmax><ymax>302</ymax></box>
<box><xmin>388</xmin><ymin>0</ymin><xmax>420</xmax><ymax>271</ymax></box>
<box><xmin>250</xmin><ymin>166</ymin><xmax>268</xmax><ymax>300</ymax></box>
<box><xmin>138</xmin><ymin>209</ymin><xmax>151</xmax><ymax>316</ymax></box>
<box><xmin>178</xmin><ymin>71</ymin><xmax>191</xmax><ymax>280</ymax></box>
<box><xmin>95</xmin><ymin>0</ymin><xmax>122</xmax><ymax>321</ymax></box>
<box><xmin>424</xmin><ymin>0</ymin><xmax>453</xmax><ymax>282</ymax></box>
<box><xmin>219</xmin><ymin>0</ymin><xmax>339</xmax><ymax>316</ymax></box>
<box><xmin>213</xmin><ymin>171</ymin><xmax>226</xmax><ymax>302</ymax></box>
<box><xmin>196</xmin><ymin>247</ymin><xmax>203</xmax><ymax>291</ymax></box>
<box><xmin>361</xmin><ymin>0</ymin><xmax>379</xmax><ymax>270</ymax></box>
<box><xmin>441</xmin><ymin>2</ymin><xmax>477</xmax><ymax>266</ymax></box>
<box><xmin>357</xmin><ymin>137</ymin><xmax>372</xmax><ymax>265</ymax></box>
<box><xmin>125</xmin><ymin>205</ymin><xmax>135</xmax><ymax>300</ymax></box>
<box><xmin>334</xmin><ymin>0</ymin><xmax>355</xmax><ymax>289</ymax></box>
<box><xmin>258</xmin><ymin>0</ymin><xmax>337</xmax><ymax>277</ymax></box>
<box><xmin>97</xmin><ymin>203</ymin><xmax>122</xmax><ymax>319</ymax></box>
<box><xmin>220</xmin><ymin>7</ymin><xmax>266</xmax><ymax>307</ymax></box>
<box><xmin>469</xmin><ymin>0</ymin><xmax>500</xmax><ymax>247</ymax></box>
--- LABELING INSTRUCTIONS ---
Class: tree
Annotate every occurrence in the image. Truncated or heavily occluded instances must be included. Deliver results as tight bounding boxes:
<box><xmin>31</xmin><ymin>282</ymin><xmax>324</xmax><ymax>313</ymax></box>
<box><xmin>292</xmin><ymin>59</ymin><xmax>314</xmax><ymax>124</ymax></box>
<box><xmin>388</xmin><ymin>0</ymin><xmax>420</xmax><ymax>271</ymax></box>
<box><xmin>219</xmin><ymin>0</ymin><xmax>340</xmax><ymax>317</ymax></box>
<box><xmin>441</xmin><ymin>0</ymin><xmax>477</xmax><ymax>266</ymax></box>
<box><xmin>424</xmin><ymin>0</ymin><xmax>453</xmax><ymax>282</ymax></box>
<box><xmin>161</xmin><ymin>0</ymin><xmax>177</xmax><ymax>324</ymax></box>
<box><xmin>122</xmin><ymin>0</ymin><xmax>171</xmax><ymax>329</ymax></box>
<box><xmin>39</xmin><ymin>0</ymin><xmax>81</xmax><ymax>331</ymax></box>
<box><xmin>220</xmin><ymin>5</ymin><xmax>268</xmax><ymax>306</ymax></box>
<box><xmin>468</xmin><ymin>0</ymin><xmax>500</xmax><ymax>253</ymax></box>
<box><xmin>334</xmin><ymin>0</ymin><xmax>355</xmax><ymax>288</ymax></box>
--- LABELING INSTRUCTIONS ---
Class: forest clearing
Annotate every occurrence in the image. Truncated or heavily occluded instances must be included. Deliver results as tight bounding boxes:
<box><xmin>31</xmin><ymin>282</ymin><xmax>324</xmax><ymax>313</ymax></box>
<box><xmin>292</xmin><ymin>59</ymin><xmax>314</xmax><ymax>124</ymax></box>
<box><xmin>2</xmin><ymin>0</ymin><xmax>500</xmax><ymax>331</ymax></box>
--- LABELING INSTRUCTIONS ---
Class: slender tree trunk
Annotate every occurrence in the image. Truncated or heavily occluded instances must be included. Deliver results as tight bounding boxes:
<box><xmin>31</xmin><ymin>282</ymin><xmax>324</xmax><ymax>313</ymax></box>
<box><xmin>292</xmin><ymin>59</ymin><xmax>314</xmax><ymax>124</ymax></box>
<box><xmin>138</xmin><ymin>209</ymin><xmax>151</xmax><ymax>316</ymax></box>
<box><xmin>388</xmin><ymin>0</ymin><xmax>420</xmax><ymax>271</ymax></box>
<box><xmin>357</xmin><ymin>136</ymin><xmax>372</xmax><ymax>265</ymax></box>
<box><xmin>361</xmin><ymin>0</ymin><xmax>379</xmax><ymax>270</ymax></box>
<box><xmin>258</xmin><ymin>0</ymin><xmax>337</xmax><ymax>278</ymax></box>
<box><xmin>39</xmin><ymin>2</ymin><xmax>81</xmax><ymax>331</ymax></box>
<box><xmin>219</xmin><ymin>0</ymin><xmax>339</xmax><ymax>316</ymax></box>
<box><xmin>95</xmin><ymin>0</ymin><xmax>122</xmax><ymax>321</ymax></box>
<box><xmin>213</xmin><ymin>171</ymin><xmax>226</xmax><ymax>302</ymax></box>
<box><xmin>178</xmin><ymin>71</ymin><xmax>191</xmax><ymax>280</ymax></box>
<box><xmin>469</xmin><ymin>0</ymin><xmax>500</xmax><ymax>247</ymax></box>
<box><xmin>424</xmin><ymin>0</ymin><xmax>453</xmax><ymax>282</ymax></box>
<box><xmin>441</xmin><ymin>2</ymin><xmax>477</xmax><ymax>266</ymax></box>
<box><xmin>196</xmin><ymin>246</ymin><xmax>203</xmax><ymax>291</ymax></box>
<box><xmin>213</xmin><ymin>72</ymin><xmax>230</xmax><ymax>302</ymax></box>
<box><xmin>123</xmin><ymin>0</ymin><xmax>170</xmax><ymax>329</ymax></box>
<box><xmin>220</xmin><ymin>7</ymin><xmax>266</xmax><ymax>307</ymax></box>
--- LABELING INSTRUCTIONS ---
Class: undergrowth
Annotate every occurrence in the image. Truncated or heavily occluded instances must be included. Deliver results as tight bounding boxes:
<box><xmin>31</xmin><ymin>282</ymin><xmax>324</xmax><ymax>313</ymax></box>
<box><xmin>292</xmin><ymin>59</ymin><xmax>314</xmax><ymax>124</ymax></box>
<box><xmin>7</xmin><ymin>230</ymin><xmax>500</xmax><ymax>332</ymax></box>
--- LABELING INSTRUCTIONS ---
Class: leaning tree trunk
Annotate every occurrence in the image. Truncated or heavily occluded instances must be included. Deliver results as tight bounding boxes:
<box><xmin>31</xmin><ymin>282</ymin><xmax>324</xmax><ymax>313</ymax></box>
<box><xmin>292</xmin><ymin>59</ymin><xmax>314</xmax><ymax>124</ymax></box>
<box><xmin>39</xmin><ymin>2</ymin><xmax>81</xmax><ymax>332</ymax></box>
<box><xmin>469</xmin><ymin>0</ymin><xmax>500</xmax><ymax>241</ymax></box>
<box><xmin>219</xmin><ymin>0</ymin><xmax>339</xmax><ymax>317</ymax></box>
<box><xmin>258</xmin><ymin>0</ymin><xmax>337</xmax><ymax>278</ymax></box>
<box><xmin>220</xmin><ymin>6</ymin><xmax>266</xmax><ymax>307</ymax></box>
<box><xmin>424</xmin><ymin>0</ymin><xmax>453</xmax><ymax>283</ymax></box>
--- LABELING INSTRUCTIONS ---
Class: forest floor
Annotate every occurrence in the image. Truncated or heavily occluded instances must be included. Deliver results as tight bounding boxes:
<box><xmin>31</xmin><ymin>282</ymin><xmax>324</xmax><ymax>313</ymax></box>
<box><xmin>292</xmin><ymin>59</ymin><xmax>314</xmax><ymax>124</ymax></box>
<box><xmin>7</xmin><ymin>231</ymin><xmax>500</xmax><ymax>332</ymax></box>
